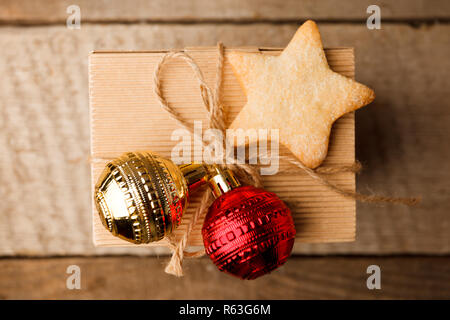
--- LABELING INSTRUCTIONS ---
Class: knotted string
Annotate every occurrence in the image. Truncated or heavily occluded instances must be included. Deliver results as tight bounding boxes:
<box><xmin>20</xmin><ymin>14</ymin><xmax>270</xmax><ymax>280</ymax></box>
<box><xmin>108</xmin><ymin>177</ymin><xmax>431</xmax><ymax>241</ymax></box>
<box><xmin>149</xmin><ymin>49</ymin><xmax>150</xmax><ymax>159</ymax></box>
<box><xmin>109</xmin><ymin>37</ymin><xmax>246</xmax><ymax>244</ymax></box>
<box><xmin>150</xmin><ymin>43</ymin><xmax>420</xmax><ymax>276</ymax></box>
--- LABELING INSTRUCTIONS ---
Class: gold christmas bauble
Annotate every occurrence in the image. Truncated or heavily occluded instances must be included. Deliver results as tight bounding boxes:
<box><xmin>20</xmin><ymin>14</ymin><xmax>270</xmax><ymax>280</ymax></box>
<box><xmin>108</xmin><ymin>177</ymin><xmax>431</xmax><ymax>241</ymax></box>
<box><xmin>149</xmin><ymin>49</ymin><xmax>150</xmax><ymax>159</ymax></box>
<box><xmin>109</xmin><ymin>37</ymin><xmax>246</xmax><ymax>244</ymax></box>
<box><xmin>94</xmin><ymin>151</ymin><xmax>208</xmax><ymax>243</ymax></box>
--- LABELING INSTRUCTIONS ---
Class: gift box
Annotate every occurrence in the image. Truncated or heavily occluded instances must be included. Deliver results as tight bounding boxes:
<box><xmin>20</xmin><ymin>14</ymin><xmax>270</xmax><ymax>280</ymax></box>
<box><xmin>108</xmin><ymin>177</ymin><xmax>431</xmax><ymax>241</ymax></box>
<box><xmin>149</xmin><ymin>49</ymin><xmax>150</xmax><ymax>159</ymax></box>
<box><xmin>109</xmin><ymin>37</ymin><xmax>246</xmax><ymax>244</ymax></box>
<box><xmin>89</xmin><ymin>46</ymin><xmax>356</xmax><ymax>248</ymax></box>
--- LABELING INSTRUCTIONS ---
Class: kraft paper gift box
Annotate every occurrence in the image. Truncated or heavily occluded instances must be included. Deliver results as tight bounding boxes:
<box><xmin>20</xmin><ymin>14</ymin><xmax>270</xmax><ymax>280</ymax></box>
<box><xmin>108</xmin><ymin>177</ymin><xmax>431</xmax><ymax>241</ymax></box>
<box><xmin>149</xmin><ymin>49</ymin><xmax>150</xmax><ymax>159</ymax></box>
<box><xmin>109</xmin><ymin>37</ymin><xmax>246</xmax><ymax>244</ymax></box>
<box><xmin>89</xmin><ymin>46</ymin><xmax>356</xmax><ymax>248</ymax></box>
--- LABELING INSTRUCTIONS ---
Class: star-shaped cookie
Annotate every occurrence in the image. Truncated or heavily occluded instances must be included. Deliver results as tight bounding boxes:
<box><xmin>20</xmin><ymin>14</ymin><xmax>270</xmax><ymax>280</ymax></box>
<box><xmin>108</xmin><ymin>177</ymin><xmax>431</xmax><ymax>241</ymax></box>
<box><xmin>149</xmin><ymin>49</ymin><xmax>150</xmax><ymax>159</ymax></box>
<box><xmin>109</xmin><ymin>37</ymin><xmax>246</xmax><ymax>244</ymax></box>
<box><xmin>228</xmin><ymin>20</ymin><xmax>375</xmax><ymax>168</ymax></box>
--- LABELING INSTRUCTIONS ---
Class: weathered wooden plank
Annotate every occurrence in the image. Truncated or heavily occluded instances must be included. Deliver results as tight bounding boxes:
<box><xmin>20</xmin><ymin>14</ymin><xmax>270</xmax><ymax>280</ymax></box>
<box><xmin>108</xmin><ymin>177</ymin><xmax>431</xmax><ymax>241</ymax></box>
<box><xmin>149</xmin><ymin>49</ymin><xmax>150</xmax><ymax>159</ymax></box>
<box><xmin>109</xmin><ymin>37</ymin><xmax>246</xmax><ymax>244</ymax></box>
<box><xmin>0</xmin><ymin>256</ymin><xmax>448</xmax><ymax>299</ymax></box>
<box><xmin>0</xmin><ymin>23</ymin><xmax>448</xmax><ymax>256</ymax></box>
<box><xmin>0</xmin><ymin>0</ymin><xmax>449</xmax><ymax>24</ymax></box>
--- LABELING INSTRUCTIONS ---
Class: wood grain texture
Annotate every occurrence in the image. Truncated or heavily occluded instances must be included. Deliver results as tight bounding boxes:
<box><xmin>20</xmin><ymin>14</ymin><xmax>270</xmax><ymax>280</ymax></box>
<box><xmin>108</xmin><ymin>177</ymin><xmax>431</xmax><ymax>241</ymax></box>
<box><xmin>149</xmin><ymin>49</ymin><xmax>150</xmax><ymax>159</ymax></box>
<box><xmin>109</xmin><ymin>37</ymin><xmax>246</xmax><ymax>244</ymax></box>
<box><xmin>89</xmin><ymin>47</ymin><xmax>356</xmax><ymax>247</ymax></box>
<box><xmin>1</xmin><ymin>0</ymin><xmax>449</xmax><ymax>23</ymax></box>
<box><xmin>0</xmin><ymin>23</ymin><xmax>448</xmax><ymax>256</ymax></box>
<box><xmin>0</xmin><ymin>256</ymin><xmax>448</xmax><ymax>299</ymax></box>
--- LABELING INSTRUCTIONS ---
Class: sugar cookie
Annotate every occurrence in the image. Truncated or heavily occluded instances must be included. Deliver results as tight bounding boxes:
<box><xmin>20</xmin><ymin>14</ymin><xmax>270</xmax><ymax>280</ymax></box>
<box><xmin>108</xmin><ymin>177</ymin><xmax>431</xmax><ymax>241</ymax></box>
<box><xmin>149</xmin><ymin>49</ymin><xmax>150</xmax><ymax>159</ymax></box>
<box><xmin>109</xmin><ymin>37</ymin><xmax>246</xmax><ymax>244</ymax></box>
<box><xmin>228</xmin><ymin>20</ymin><xmax>375</xmax><ymax>168</ymax></box>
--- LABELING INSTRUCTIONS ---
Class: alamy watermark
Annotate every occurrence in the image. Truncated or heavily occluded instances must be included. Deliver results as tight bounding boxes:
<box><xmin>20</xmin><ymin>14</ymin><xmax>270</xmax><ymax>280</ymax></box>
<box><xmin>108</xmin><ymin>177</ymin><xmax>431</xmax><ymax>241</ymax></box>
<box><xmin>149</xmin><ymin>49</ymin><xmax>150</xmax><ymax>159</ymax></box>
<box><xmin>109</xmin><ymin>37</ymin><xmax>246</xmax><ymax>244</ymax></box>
<box><xmin>366</xmin><ymin>265</ymin><xmax>381</xmax><ymax>290</ymax></box>
<box><xmin>66</xmin><ymin>5</ymin><xmax>81</xmax><ymax>29</ymax></box>
<box><xmin>367</xmin><ymin>5</ymin><xmax>381</xmax><ymax>29</ymax></box>
<box><xmin>171</xmin><ymin>121</ymin><xmax>280</xmax><ymax>175</ymax></box>
<box><xmin>66</xmin><ymin>265</ymin><xmax>81</xmax><ymax>290</ymax></box>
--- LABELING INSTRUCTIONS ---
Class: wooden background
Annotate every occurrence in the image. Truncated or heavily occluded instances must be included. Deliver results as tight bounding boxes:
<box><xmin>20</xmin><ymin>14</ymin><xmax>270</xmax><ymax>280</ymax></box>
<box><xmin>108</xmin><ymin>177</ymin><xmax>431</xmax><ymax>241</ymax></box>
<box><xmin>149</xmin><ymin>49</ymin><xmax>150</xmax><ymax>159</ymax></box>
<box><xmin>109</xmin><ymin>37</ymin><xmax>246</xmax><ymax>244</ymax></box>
<box><xmin>0</xmin><ymin>0</ymin><xmax>449</xmax><ymax>299</ymax></box>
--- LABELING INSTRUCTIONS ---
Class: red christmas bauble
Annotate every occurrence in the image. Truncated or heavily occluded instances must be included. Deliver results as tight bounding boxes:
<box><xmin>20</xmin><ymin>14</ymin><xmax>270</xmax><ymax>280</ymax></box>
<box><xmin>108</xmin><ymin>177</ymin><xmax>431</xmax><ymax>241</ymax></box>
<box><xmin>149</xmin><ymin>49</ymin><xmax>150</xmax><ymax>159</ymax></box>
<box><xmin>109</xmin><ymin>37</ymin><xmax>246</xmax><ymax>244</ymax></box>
<box><xmin>202</xmin><ymin>185</ymin><xmax>296</xmax><ymax>279</ymax></box>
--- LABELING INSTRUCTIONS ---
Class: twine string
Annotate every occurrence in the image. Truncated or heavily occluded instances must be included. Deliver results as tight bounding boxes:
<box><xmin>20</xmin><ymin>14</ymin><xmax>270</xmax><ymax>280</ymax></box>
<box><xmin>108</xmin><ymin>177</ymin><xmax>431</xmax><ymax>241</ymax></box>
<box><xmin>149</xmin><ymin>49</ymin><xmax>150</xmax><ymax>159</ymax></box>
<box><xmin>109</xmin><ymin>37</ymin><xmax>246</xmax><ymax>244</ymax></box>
<box><xmin>147</xmin><ymin>43</ymin><xmax>421</xmax><ymax>276</ymax></box>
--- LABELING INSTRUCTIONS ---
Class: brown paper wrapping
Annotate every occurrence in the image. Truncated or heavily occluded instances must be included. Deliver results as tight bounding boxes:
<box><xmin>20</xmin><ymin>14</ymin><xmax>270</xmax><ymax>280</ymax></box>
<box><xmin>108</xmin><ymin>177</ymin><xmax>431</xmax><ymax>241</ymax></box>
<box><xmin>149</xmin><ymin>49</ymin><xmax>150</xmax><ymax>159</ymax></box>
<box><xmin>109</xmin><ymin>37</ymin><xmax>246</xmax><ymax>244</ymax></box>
<box><xmin>89</xmin><ymin>46</ymin><xmax>356</xmax><ymax>247</ymax></box>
